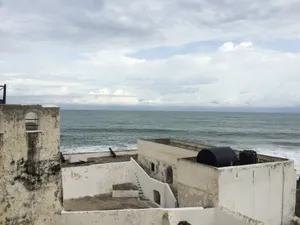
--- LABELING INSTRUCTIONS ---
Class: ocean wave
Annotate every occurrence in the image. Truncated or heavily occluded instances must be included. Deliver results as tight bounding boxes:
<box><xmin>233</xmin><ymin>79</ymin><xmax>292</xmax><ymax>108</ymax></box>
<box><xmin>60</xmin><ymin>144</ymin><xmax>137</xmax><ymax>154</ymax></box>
<box><xmin>61</xmin><ymin>143</ymin><xmax>300</xmax><ymax>176</ymax></box>
<box><xmin>63</xmin><ymin>127</ymin><xmax>184</xmax><ymax>133</ymax></box>
<box><xmin>253</xmin><ymin>147</ymin><xmax>300</xmax><ymax>176</ymax></box>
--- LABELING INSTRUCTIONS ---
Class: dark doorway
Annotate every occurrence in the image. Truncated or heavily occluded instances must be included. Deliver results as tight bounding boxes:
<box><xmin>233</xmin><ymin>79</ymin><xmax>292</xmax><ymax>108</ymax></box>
<box><xmin>166</xmin><ymin>166</ymin><xmax>173</xmax><ymax>184</ymax></box>
<box><xmin>153</xmin><ymin>190</ymin><xmax>161</xmax><ymax>205</ymax></box>
<box><xmin>151</xmin><ymin>162</ymin><xmax>155</xmax><ymax>172</ymax></box>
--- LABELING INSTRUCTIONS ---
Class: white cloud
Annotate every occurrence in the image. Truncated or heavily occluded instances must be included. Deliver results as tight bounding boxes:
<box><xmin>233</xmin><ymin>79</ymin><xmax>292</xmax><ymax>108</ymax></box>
<box><xmin>219</xmin><ymin>42</ymin><xmax>253</xmax><ymax>52</ymax></box>
<box><xmin>1</xmin><ymin>0</ymin><xmax>300</xmax><ymax>108</ymax></box>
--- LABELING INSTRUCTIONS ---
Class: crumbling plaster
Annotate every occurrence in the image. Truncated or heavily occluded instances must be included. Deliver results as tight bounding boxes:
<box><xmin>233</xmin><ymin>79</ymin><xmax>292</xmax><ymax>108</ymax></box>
<box><xmin>0</xmin><ymin>105</ymin><xmax>62</xmax><ymax>225</ymax></box>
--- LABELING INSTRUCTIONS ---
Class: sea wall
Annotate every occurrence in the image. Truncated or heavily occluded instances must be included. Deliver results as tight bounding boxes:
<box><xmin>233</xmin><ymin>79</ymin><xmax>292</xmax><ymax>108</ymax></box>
<box><xmin>0</xmin><ymin>105</ymin><xmax>62</xmax><ymax>225</ymax></box>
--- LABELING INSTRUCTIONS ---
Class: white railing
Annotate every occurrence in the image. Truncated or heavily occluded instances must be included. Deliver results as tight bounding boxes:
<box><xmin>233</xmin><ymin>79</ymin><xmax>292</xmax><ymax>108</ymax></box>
<box><xmin>130</xmin><ymin>158</ymin><xmax>177</xmax><ymax>208</ymax></box>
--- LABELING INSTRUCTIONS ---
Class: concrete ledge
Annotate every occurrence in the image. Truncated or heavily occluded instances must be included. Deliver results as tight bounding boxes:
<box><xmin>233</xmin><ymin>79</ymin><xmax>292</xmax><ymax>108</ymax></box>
<box><xmin>112</xmin><ymin>190</ymin><xmax>139</xmax><ymax>198</ymax></box>
<box><xmin>112</xmin><ymin>183</ymin><xmax>139</xmax><ymax>198</ymax></box>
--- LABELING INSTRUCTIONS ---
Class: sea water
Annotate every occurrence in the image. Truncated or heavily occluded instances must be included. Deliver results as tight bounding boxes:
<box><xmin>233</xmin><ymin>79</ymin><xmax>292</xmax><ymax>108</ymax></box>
<box><xmin>61</xmin><ymin>110</ymin><xmax>300</xmax><ymax>174</ymax></box>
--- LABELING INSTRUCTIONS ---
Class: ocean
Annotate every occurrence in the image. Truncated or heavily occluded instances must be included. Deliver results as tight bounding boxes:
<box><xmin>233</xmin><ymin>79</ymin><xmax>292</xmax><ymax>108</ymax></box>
<box><xmin>60</xmin><ymin>110</ymin><xmax>300</xmax><ymax>173</ymax></box>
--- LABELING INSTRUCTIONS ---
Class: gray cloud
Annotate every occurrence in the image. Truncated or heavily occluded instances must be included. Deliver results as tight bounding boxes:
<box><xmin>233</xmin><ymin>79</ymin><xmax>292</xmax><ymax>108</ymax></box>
<box><xmin>1</xmin><ymin>0</ymin><xmax>300</xmax><ymax>107</ymax></box>
<box><xmin>1</xmin><ymin>0</ymin><xmax>300</xmax><ymax>51</ymax></box>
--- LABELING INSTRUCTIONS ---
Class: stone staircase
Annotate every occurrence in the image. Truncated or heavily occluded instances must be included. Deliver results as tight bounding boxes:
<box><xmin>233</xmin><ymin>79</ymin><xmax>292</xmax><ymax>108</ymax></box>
<box><xmin>135</xmin><ymin>173</ymin><xmax>147</xmax><ymax>200</ymax></box>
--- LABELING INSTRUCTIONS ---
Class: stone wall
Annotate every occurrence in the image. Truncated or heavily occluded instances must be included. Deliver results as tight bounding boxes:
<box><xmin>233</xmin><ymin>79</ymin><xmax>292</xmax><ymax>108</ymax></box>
<box><xmin>0</xmin><ymin>105</ymin><xmax>62</xmax><ymax>225</ymax></box>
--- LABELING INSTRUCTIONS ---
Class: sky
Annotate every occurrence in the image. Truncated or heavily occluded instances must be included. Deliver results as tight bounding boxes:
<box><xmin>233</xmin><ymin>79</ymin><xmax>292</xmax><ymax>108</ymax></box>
<box><xmin>1</xmin><ymin>0</ymin><xmax>300</xmax><ymax>110</ymax></box>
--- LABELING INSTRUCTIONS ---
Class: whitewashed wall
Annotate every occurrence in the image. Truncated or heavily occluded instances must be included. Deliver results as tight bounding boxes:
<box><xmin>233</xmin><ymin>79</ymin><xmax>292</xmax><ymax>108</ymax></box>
<box><xmin>137</xmin><ymin>139</ymin><xmax>201</xmax><ymax>192</ymax></box>
<box><xmin>62</xmin><ymin>158</ymin><xmax>177</xmax><ymax>207</ymax></box>
<box><xmin>137</xmin><ymin>139</ymin><xmax>199</xmax><ymax>165</ymax></box>
<box><xmin>216</xmin><ymin>207</ymin><xmax>264</xmax><ymax>225</ymax></box>
<box><xmin>167</xmin><ymin>208</ymin><xmax>214</xmax><ymax>225</ymax></box>
<box><xmin>59</xmin><ymin>209</ymin><xmax>164</xmax><ymax>225</ymax></box>
<box><xmin>62</xmin><ymin>161</ymin><xmax>136</xmax><ymax>199</ymax></box>
<box><xmin>131</xmin><ymin>158</ymin><xmax>177</xmax><ymax>208</ymax></box>
<box><xmin>218</xmin><ymin>161</ymin><xmax>296</xmax><ymax>225</ymax></box>
<box><xmin>177</xmin><ymin>159</ymin><xmax>219</xmax><ymax>207</ymax></box>
<box><xmin>58</xmin><ymin>207</ymin><xmax>264</xmax><ymax>225</ymax></box>
<box><xmin>63</xmin><ymin>150</ymin><xmax>137</xmax><ymax>163</ymax></box>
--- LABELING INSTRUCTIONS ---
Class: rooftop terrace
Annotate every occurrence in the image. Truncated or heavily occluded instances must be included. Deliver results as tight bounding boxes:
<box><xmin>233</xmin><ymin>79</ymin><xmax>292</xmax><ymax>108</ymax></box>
<box><xmin>64</xmin><ymin>194</ymin><xmax>159</xmax><ymax>211</ymax></box>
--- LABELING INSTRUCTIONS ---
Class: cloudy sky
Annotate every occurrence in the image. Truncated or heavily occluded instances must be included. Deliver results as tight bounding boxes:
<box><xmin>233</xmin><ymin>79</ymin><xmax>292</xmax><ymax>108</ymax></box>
<box><xmin>1</xmin><ymin>0</ymin><xmax>300</xmax><ymax>109</ymax></box>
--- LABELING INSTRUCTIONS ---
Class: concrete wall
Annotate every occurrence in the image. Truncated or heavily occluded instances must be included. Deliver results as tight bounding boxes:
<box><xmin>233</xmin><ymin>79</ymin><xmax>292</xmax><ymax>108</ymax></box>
<box><xmin>62</xmin><ymin>161</ymin><xmax>136</xmax><ymax>199</ymax></box>
<box><xmin>167</xmin><ymin>207</ymin><xmax>214</xmax><ymax>225</ymax></box>
<box><xmin>177</xmin><ymin>158</ymin><xmax>219</xmax><ymax>207</ymax></box>
<box><xmin>138</xmin><ymin>154</ymin><xmax>178</xmax><ymax>191</ymax></box>
<box><xmin>137</xmin><ymin>139</ymin><xmax>199</xmax><ymax>167</ymax></box>
<box><xmin>58</xmin><ymin>207</ymin><xmax>264</xmax><ymax>225</ymax></box>
<box><xmin>218</xmin><ymin>161</ymin><xmax>296</xmax><ymax>225</ymax></box>
<box><xmin>62</xmin><ymin>158</ymin><xmax>177</xmax><ymax>207</ymax></box>
<box><xmin>63</xmin><ymin>150</ymin><xmax>137</xmax><ymax>163</ymax></box>
<box><xmin>131</xmin><ymin>158</ymin><xmax>177</xmax><ymax>208</ymax></box>
<box><xmin>112</xmin><ymin>190</ymin><xmax>139</xmax><ymax>198</ymax></box>
<box><xmin>0</xmin><ymin>105</ymin><xmax>62</xmax><ymax>225</ymax></box>
<box><xmin>137</xmin><ymin>139</ymin><xmax>200</xmax><ymax>191</ymax></box>
<box><xmin>216</xmin><ymin>207</ymin><xmax>265</xmax><ymax>225</ymax></box>
<box><xmin>59</xmin><ymin>209</ymin><xmax>164</xmax><ymax>225</ymax></box>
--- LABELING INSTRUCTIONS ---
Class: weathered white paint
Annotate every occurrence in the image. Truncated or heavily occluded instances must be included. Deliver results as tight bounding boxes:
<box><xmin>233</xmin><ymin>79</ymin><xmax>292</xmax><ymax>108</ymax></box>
<box><xmin>137</xmin><ymin>139</ymin><xmax>203</xmax><ymax>192</ymax></box>
<box><xmin>177</xmin><ymin>158</ymin><xmax>219</xmax><ymax>207</ymax></box>
<box><xmin>218</xmin><ymin>161</ymin><xmax>296</xmax><ymax>225</ymax></box>
<box><xmin>112</xmin><ymin>190</ymin><xmax>139</xmax><ymax>198</ymax></box>
<box><xmin>131</xmin><ymin>158</ymin><xmax>177</xmax><ymax>208</ymax></box>
<box><xmin>176</xmin><ymin>155</ymin><xmax>296</xmax><ymax>225</ymax></box>
<box><xmin>62</xmin><ymin>158</ymin><xmax>177</xmax><ymax>207</ymax></box>
<box><xmin>63</xmin><ymin>150</ymin><xmax>137</xmax><ymax>163</ymax></box>
<box><xmin>0</xmin><ymin>110</ymin><xmax>4</xmax><ymax>133</ymax></box>
<box><xmin>282</xmin><ymin>163</ymin><xmax>297</xmax><ymax>225</ymax></box>
<box><xmin>216</xmin><ymin>207</ymin><xmax>265</xmax><ymax>225</ymax></box>
<box><xmin>58</xmin><ymin>207</ymin><xmax>264</xmax><ymax>225</ymax></box>
<box><xmin>137</xmin><ymin>139</ymin><xmax>200</xmax><ymax>165</ymax></box>
<box><xmin>62</xmin><ymin>161</ymin><xmax>136</xmax><ymax>199</ymax></box>
<box><xmin>167</xmin><ymin>207</ymin><xmax>215</xmax><ymax>225</ymax></box>
<box><xmin>138</xmin><ymin>154</ymin><xmax>179</xmax><ymax>192</ymax></box>
<box><xmin>59</xmin><ymin>209</ymin><xmax>164</xmax><ymax>225</ymax></box>
<box><xmin>0</xmin><ymin>105</ymin><xmax>62</xmax><ymax>225</ymax></box>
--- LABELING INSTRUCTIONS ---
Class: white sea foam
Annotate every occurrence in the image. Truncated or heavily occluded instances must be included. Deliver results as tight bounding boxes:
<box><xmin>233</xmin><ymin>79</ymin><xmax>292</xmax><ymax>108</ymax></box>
<box><xmin>61</xmin><ymin>143</ymin><xmax>300</xmax><ymax>177</ymax></box>
<box><xmin>61</xmin><ymin>144</ymin><xmax>137</xmax><ymax>154</ymax></box>
<box><xmin>231</xmin><ymin>144</ymin><xmax>300</xmax><ymax>177</ymax></box>
<box><xmin>252</xmin><ymin>147</ymin><xmax>300</xmax><ymax>177</ymax></box>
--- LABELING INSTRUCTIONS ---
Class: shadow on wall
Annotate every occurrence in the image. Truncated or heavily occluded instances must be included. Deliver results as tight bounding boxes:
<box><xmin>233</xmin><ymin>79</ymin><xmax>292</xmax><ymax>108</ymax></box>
<box><xmin>296</xmin><ymin>179</ymin><xmax>300</xmax><ymax>217</ymax></box>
